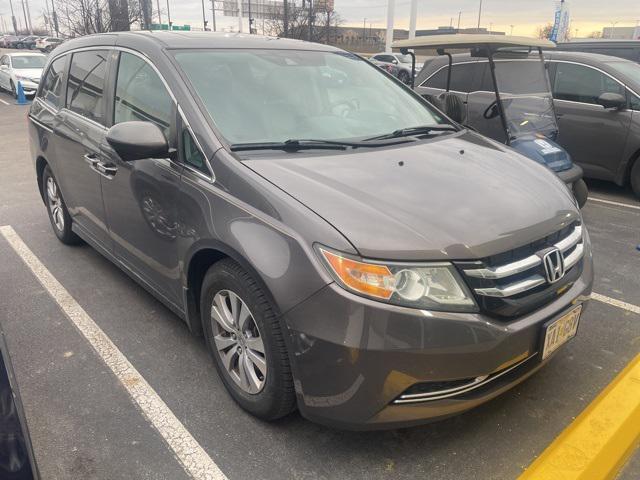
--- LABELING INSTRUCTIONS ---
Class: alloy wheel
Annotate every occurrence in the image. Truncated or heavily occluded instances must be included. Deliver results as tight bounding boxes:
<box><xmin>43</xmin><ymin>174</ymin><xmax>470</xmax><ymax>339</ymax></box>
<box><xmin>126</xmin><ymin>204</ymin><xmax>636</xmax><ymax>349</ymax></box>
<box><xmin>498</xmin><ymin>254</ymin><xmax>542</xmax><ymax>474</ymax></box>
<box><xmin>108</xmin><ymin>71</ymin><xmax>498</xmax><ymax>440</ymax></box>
<box><xmin>46</xmin><ymin>176</ymin><xmax>65</xmax><ymax>231</ymax></box>
<box><xmin>210</xmin><ymin>290</ymin><xmax>267</xmax><ymax>394</ymax></box>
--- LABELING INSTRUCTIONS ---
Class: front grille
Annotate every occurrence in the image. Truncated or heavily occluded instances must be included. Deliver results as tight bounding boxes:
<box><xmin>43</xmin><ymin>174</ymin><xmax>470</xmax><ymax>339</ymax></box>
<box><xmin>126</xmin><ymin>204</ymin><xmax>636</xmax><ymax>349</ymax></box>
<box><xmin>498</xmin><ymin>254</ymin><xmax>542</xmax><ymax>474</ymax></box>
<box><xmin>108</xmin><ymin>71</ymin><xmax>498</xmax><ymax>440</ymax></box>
<box><xmin>455</xmin><ymin>222</ymin><xmax>584</xmax><ymax>319</ymax></box>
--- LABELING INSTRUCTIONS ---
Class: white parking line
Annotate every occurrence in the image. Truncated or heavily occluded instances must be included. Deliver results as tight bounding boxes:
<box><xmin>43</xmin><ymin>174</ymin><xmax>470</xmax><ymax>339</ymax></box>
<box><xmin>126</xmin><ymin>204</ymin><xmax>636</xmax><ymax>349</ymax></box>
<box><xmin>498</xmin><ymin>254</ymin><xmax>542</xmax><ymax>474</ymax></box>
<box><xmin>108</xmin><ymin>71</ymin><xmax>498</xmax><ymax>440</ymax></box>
<box><xmin>589</xmin><ymin>197</ymin><xmax>640</xmax><ymax>211</ymax></box>
<box><xmin>0</xmin><ymin>225</ymin><xmax>227</xmax><ymax>480</ymax></box>
<box><xmin>0</xmin><ymin>98</ymin><xmax>9</xmax><ymax>106</ymax></box>
<box><xmin>592</xmin><ymin>292</ymin><xmax>640</xmax><ymax>315</ymax></box>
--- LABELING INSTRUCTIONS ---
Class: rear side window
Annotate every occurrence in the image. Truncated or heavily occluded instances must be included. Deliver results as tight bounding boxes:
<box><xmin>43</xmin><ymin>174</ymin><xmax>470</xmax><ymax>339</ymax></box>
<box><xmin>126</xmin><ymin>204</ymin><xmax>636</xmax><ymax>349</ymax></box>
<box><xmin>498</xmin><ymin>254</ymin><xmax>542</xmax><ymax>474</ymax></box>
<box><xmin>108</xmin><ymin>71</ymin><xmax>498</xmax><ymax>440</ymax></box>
<box><xmin>66</xmin><ymin>50</ymin><xmax>109</xmax><ymax>124</ymax></box>
<box><xmin>39</xmin><ymin>56</ymin><xmax>66</xmax><ymax>109</ymax></box>
<box><xmin>422</xmin><ymin>63</ymin><xmax>477</xmax><ymax>93</ymax></box>
<box><xmin>114</xmin><ymin>52</ymin><xmax>174</xmax><ymax>139</ymax></box>
<box><xmin>553</xmin><ymin>62</ymin><xmax>626</xmax><ymax>105</ymax></box>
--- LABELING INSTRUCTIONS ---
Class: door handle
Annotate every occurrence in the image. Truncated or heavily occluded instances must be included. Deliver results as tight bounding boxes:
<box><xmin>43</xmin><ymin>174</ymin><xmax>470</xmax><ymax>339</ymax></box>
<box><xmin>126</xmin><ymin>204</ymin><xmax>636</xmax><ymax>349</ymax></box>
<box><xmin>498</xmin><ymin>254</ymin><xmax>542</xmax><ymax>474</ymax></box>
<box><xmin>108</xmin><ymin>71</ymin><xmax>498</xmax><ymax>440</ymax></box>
<box><xmin>94</xmin><ymin>162</ymin><xmax>118</xmax><ymax>177</ymax></box>
<box><xmin>83</xmin><ymin>153</ymin><xmax>98</xmax><ymax>166</ymax></box>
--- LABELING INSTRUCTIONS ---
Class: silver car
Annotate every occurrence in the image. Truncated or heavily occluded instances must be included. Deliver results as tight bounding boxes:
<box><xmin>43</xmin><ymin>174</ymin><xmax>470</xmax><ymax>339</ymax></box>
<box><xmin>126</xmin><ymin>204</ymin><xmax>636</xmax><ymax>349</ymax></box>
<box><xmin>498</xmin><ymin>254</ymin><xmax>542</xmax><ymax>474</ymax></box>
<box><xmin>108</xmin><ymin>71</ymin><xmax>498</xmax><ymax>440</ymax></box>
<box><xmin>370</xmin><ymin>52</ymin><xmax>421</xmax><ymax>84</ymax></box>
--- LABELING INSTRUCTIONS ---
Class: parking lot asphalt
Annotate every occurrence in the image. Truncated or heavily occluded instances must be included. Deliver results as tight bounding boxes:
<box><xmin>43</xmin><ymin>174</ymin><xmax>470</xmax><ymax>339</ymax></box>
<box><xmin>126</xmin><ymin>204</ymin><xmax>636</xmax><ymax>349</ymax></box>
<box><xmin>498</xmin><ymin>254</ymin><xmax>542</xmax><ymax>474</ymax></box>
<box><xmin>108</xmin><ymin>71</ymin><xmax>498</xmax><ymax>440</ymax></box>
<box><xmin>0</xmin><ymin>87</ymin><xmax>638</xmax><ymax>479</ymax></box>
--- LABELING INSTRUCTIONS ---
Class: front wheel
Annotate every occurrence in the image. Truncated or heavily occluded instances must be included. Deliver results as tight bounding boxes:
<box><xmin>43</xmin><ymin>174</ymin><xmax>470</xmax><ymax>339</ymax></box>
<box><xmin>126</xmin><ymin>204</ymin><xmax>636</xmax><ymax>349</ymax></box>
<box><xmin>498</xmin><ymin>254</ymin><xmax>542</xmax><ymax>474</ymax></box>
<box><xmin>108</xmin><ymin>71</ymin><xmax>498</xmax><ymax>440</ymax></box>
<box><xmin>201</xmin><ymin>259</ymin><xmax>295</xmax><ymax>421</ymax></box>
<box><xmin>42</xmin><ymin>165</ymin><xmax>82</xmax><ymax>245</ymax></box>
<box><xmin>10</xmin><ymin>81</ymin><xmax>16</xmax><ymax>99</ymax></box>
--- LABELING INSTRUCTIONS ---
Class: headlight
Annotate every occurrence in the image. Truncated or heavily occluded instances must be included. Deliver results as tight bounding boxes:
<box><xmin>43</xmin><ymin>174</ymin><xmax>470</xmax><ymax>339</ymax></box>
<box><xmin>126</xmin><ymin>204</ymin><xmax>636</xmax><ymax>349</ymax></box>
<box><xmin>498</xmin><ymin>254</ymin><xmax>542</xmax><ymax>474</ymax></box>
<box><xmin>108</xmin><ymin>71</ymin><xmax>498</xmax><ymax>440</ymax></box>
<box><xmin>317</xmin><ymin>247</ymin><xmax>477</xmax><ymax>312</ymax></box>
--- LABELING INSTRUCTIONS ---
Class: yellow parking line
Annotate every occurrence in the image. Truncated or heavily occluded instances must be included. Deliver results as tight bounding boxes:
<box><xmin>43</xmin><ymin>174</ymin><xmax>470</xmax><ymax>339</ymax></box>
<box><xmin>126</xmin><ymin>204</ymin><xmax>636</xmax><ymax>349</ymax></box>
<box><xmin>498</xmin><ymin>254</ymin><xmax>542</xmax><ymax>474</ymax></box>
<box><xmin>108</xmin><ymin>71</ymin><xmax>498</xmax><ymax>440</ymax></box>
<box><xmin>518</xmin><ymin>354</ymin><xmax>640</xmax><ymax>480</ymax></box>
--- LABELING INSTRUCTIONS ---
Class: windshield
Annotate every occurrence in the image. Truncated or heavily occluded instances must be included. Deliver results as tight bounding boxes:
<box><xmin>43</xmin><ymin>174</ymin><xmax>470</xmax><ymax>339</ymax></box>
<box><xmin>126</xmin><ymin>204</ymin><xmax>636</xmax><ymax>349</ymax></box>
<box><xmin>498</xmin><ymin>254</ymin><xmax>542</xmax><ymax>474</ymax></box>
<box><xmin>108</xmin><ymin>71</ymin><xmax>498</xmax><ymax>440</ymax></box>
<box><xmin>174</xmin><ymin>49</ymin><xmax>446</xmax><ymax>146</ymax></box>
<box><xmin>608</xmin><ymin>61</ymin><xmax>640</xmax><ymax>82</ymax></box>
<box><xmin>493</xmin><ymin>55</ymin><xmax>558</xmax><ymax>138</ymax></box>
<box><xmin>11</xmin><ymin>55</ymin><xmax>45</xmax><ymax>69</ymax></box>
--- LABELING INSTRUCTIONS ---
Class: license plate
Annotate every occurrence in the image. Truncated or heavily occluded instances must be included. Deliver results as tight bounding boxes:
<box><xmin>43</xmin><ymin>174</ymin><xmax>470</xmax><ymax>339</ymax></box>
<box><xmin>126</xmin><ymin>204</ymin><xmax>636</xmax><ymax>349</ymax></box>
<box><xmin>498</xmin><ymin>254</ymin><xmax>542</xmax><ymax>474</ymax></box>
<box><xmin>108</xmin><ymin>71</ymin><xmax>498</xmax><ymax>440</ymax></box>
<box><xmin>542</xmin><ymin>305</ymin><xmax>582</xmax><ymax>360</ymax></box>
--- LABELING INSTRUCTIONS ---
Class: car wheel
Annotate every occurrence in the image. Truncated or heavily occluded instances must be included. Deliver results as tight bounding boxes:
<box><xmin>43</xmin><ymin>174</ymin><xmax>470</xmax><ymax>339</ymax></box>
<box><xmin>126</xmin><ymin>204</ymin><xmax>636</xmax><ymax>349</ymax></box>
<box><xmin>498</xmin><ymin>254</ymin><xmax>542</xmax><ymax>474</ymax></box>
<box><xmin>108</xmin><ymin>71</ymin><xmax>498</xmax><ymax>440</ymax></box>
<box><xmin>631</xmin><ymin>160</ymin><xmax>640</xmax><ymax>199</ymax></box>
<box><xmin>10</xmin><ymin>81</ymin><xmax>16</xmax><ymax>99</ymax></box>
<box><xmin>398</xmin><ymin>70</ymin><xmax>411</xmax><ymax>85</ymax></box>
<box><xmin>201</xmin><ymin>259</ymin><xmax>295</xmax><ymax>420</ymax></box>
<box><xmin>42</xmin><ymin>165</ymin><xmax>82</xmax><ymax>245</ymax></box>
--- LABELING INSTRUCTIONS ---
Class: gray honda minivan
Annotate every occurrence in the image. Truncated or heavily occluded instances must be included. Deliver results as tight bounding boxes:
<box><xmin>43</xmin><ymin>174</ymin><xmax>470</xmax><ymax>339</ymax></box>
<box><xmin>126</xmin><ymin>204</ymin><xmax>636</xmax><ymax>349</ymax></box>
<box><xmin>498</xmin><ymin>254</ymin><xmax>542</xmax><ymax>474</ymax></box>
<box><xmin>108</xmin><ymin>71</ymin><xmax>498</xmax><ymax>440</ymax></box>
<box><xmin>28</xmin><ymin>32</ymin><xmax>593</xmax><ymax>430</ymax></box>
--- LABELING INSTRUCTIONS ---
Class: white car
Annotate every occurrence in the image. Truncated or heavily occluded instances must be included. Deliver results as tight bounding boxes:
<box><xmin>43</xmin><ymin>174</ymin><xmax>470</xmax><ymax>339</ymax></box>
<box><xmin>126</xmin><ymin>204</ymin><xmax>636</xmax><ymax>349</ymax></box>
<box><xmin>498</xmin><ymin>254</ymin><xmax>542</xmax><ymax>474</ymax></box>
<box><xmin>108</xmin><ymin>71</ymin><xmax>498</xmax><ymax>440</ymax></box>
<box><xmin>0</xmin><ymin>52</ymin><xmax>46</xmax><ymax>97</ymax></box>
<box><xmin>35</xmin><ymin>37</ymin><xmax>63</xmax><ymax>53</ymax></box>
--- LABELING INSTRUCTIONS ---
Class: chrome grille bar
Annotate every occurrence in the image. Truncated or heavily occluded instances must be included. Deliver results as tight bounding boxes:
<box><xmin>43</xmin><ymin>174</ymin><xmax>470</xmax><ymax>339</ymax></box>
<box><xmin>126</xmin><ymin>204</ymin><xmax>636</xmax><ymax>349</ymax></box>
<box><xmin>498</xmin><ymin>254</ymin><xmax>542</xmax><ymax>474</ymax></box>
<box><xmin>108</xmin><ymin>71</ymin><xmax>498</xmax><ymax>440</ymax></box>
<box><xmin>464</xmin><ymin>254</ymin><xmax>541</xmax><ymax>279</ymax></box>
<box><xmin>474</xmin><ymin>275</ymin><xmax>546</xmax><ymax>298</ymax></box>
<box><xmin>464</xmin><ymin>224</ymin><xmax>585</xmax><ymax>298</ymax></box>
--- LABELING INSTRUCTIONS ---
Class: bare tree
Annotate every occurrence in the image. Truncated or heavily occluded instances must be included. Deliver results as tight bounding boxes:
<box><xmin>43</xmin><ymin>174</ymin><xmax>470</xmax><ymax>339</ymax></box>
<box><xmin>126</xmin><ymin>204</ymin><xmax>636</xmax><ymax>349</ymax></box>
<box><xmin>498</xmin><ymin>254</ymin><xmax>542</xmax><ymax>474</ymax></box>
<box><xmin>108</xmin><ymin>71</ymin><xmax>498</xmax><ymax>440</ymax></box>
<box><xmin>53</xmin><ymin>0</ymin><xmax>144</xmax><ymax>36</ymax></box>
<box><xmin>587</xmin><ymin>30</ymin><xmax>603</xmax><ymax>39</ymax></box>
<box><xmin>262</xmin><ymin>3</ymin><xmax>342</xmax><ymax>43</ymax></box>
<box><xmin>536</xmin><ymin>23</ymin><xmax>553</xmax><ymax>40</ymax></box>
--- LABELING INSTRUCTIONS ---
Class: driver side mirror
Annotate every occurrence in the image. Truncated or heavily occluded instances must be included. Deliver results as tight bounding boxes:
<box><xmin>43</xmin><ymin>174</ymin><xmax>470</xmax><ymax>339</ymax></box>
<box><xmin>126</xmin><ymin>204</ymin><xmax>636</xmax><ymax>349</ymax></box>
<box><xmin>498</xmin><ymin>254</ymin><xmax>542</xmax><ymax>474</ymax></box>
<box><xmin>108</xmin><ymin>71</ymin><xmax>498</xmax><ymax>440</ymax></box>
<box><xmin>106</xmin><ymin>121</ymin><xmax>169</xmax><ymax>162</ymax></box>
<box><xmin>597</xmin><ymin>92</ymin><xmax>626</xmax><ymax>110</ymax></box>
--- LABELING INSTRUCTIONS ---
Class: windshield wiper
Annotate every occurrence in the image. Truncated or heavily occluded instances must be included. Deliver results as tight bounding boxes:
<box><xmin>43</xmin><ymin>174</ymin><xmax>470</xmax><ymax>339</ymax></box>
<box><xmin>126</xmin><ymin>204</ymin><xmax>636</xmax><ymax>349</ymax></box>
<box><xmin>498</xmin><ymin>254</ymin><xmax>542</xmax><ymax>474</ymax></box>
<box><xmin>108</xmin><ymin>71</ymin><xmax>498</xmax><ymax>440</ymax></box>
<box><xmin>364</xmin><ymin>125</ymin><xmax>459</xmax><ymax>142</ymax></box>
<box><xmin>230</xmin><ymin>138</ymin><xmax>411</xmax><ymax>152</ymax></box>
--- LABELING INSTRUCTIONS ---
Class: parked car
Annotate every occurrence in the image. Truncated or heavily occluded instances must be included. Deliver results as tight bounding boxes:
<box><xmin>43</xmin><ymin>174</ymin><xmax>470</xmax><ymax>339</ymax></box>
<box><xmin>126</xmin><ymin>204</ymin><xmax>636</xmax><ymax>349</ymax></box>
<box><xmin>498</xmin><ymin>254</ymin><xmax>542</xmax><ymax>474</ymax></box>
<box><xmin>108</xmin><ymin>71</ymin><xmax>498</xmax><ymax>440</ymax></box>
<box><xmin>13</xmin><ymin>35</ymin><xmax>40</xmax><ymax>50</ymax></box>
<box><xmin>411</xmin><ymin>34</ymin><xmax>588</xmax><ymax>207</ymax></box>
<box><xmin>0</xmin><ymin>35</ymin><xmax>18</xmax><ymax>48</ymax></box>
<box><xmin>19</xmin><ymin>36</ymin><xmax>43</xmax><ymax>50</ymax></box>
<box><xmin>0</xmin><ymin>52</ymin><xmax>46</xmax><ymax>97</ymax></box>
<box><xmin>556</xmin><ymin>40</ymin><xmax>640</xmax><ymax>63</ymax></box>
<box><xmin>0</xmin><ymin>328</ymin><xmax>39</xmax><ymax>479</ymax></box>
<box><xmin>545</xmin><ymin>51</ymin><xmax>640</xmax><ymax>197</ymax></box>
<box><xmin>29</xmin><ymin>32</ymin><xmax>593</xmax><ymax>430</ymax></box>
<box><xmin>370</xmin><ymin>52</ymin><xmax>422</xmax><ymax>84</ymax></box>
<box><xmin>0</xmin><ymin>35</ymin><xmax>19</xmax><ymax>48</ymax></box>
<box><xmin>35</xmin><ymin>37</ymin><xmax>63</xmax><ymax>53</ymax></box>
<box><xmin>7</xmin><ymin>36</ymin><xmax>28</xmax><ymax>49</ymax></box>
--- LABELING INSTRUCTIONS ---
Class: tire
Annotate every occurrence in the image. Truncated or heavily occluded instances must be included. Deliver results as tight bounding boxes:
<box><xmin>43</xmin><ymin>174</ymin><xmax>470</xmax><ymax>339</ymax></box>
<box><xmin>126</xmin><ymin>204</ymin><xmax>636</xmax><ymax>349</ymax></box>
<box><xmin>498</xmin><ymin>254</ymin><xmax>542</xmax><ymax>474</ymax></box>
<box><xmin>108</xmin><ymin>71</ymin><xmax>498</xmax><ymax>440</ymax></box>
<box><xmin>200</xmin><ymin>259</ymin><xmax>295</xmax><ymax>421</ymax></box>
<box><xmin>10</xmin><ymin>81</ymin><xmax>16</xmax><ymax>99</ymax></box>
<box><xmin>398</xmin><ymin>70</ymin><xmax>411</xmax><ymax>85</ymax></box>
<box><xmin>631</xmin><ymin>160</ymin><xmax>640</xmax><ymax>199</ymax></box>
<box><xmin>573</xmin><ymin>179</ymin><xmax>588</xmax><ymax>209</ymax></box>
<box><xmin>42</xmin><ymin>165</ymin><xmax>82</xmax><ymax>245</ymax></box>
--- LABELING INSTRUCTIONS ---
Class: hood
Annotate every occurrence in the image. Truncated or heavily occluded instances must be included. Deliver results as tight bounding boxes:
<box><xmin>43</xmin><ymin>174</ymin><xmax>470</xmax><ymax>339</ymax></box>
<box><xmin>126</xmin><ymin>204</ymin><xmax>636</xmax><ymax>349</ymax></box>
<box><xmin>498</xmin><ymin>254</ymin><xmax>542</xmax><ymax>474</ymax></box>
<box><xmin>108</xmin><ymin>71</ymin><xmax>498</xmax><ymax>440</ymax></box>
<box><xmin>13</xmin><ymin>68</ymin><xmax>42</xmax><ymax>81</ymax></box>
<box><xmin>244</xmin><ymin>132</ymin><xmax>580</xmax><ymax>261</ymax></box>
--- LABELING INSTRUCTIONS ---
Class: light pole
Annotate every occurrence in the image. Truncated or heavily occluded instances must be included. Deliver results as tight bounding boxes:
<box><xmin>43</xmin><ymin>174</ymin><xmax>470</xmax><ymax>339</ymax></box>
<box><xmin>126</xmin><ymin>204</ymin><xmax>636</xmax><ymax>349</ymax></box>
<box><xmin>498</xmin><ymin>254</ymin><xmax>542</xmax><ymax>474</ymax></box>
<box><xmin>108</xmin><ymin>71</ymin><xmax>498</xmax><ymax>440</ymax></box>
<box><xmin>8</xmin><ymin>0</ymin><xmax>18</xmax><ymax>34</ymax></box>
<box><xmin>23</xmin><ymin>0</ymin><xmax>32</xmax><ymax>33</ymax></box>
<box><xmin>156</xmin><ymin>0</ymin><xmax>162</xmax><ymax>23</ymax></box>
<box><xmin>609</xmin><ymin>21</ymin><xmax>618</xmax><ymax>38</ymax></box>
<box><xmin>211</xmin><ymin>0</ymin><xmax>216</xmax><ymax>31</ymax></box>
<box><xmin>510</xmin><ymin>24</ymin><xmax>514</xmax><ymax>35</ymax></box>
<box><xmin>477</xmin><ymin>0</ymin><xmax>482</xmax><ymax>29</ymax></box>
<box><xmin>50</xmin><ymin>0</ymin><xmax>58</xmax><ymax>36</ymax></box>
<box><xmin>362</xmin><ymin>17</ymin><xmax>366</xmax><ymax>41</ymax></box>
<box><xmin>385</xmin><ymin>0</ymin><xmax>395</xmax><ymax>53</ymax></box>
<box><xmin>457</xmin><ymin>11</ymin><xmax>462</xmax><ymax>30</ymax></box>
<box><xmin>409</xmin><ymin>0</ymin><xmax>417</xmax><ymax>39</ymax></box>
<box><xmin>201</xmin><ymin>0</ymin><xmax>207</xmax><ymax>30</ymax></box>
<box><xmin>166</xmin><ymin>0</ymin><xmax>171</xmax><ymax>30</ymax></box>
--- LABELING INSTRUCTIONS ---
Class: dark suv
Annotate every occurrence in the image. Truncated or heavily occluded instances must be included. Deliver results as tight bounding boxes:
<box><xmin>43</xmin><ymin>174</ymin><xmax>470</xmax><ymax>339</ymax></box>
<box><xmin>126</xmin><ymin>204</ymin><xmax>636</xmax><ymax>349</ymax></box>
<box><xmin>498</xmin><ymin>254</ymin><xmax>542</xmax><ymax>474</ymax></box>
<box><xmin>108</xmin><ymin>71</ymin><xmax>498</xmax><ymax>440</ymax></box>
<box><xmin>28</xmin><ymin>32</ymin><xmax>593</xmax><ymax>430</ymax></box>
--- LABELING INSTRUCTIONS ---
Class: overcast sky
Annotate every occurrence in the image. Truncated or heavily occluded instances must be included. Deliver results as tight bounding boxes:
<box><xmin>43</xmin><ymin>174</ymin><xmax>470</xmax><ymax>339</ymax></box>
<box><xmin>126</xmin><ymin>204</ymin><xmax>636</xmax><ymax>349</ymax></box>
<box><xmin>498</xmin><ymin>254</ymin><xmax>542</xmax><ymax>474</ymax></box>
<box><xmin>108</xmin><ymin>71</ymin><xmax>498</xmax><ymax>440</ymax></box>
<box><xmin>1</xmin><ymin>0</ymin><xmax>638</xmax><ymax>37</ymax></box>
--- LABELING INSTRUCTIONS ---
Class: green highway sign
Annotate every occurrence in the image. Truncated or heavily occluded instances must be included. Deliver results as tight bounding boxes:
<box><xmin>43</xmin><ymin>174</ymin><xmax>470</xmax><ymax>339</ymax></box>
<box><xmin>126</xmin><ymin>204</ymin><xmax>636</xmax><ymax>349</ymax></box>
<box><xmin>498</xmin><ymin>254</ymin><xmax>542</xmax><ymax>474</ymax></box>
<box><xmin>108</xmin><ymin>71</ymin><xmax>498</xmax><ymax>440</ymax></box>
<box><xmin>150</xmin><ymin>23</ymin><xmax>191</xmax><ymax>31</ymax></box>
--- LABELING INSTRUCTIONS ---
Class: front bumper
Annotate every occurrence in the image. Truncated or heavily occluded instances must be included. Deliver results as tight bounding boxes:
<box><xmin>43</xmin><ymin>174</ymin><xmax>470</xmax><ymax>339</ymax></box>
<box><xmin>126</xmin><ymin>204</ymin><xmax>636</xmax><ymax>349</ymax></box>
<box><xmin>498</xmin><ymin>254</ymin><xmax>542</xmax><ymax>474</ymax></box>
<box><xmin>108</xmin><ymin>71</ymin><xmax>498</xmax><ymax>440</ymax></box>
<box><xmin>15</xmin><ymin>80</ymin><xmax>39</xmax><ymax>95</ymax></box>
<box><xmin>284</xmin><ymin>245</ymin><xmax>593</xmax><ymax>430</ymax></box>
